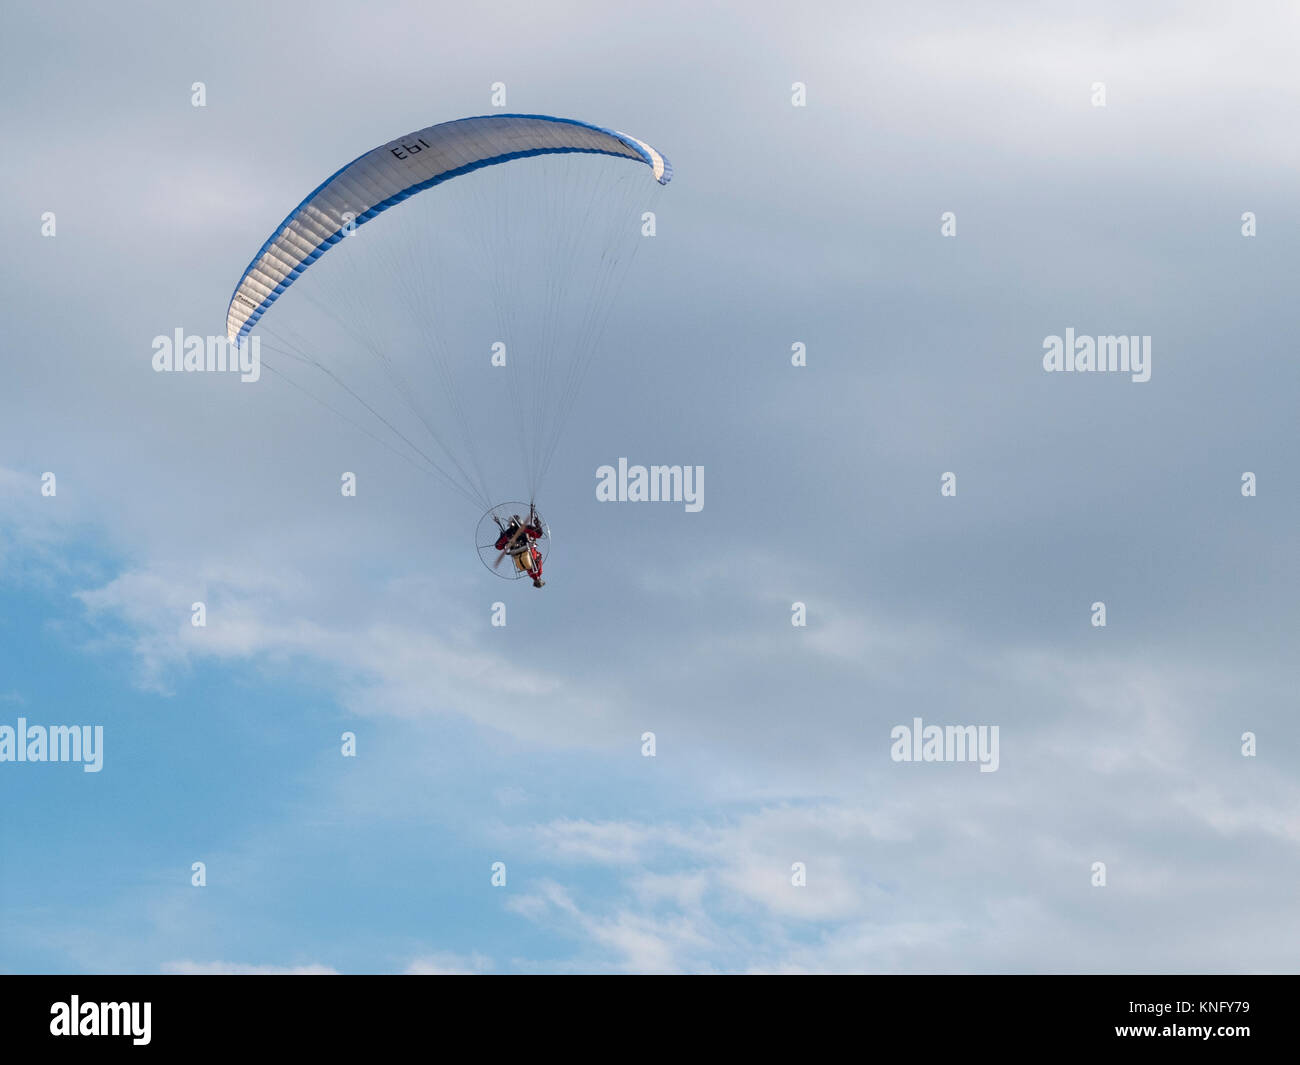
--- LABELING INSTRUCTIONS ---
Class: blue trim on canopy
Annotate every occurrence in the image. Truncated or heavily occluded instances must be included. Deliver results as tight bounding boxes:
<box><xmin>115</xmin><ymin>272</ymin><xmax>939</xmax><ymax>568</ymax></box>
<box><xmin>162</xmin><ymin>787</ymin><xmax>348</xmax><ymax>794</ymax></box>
<box><xmin>226</xmin><ymin>114</ymin><xmax>672</xmax><ymax>340</ymax></box>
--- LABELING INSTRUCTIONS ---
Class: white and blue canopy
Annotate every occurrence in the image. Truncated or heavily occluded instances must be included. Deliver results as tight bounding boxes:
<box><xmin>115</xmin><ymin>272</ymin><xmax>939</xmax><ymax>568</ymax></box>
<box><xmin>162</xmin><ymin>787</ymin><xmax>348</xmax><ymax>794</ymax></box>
<box><xmin>226</xmin><ymin>113</ymin><xmax>672</xmax><ymax>342</ymax></box>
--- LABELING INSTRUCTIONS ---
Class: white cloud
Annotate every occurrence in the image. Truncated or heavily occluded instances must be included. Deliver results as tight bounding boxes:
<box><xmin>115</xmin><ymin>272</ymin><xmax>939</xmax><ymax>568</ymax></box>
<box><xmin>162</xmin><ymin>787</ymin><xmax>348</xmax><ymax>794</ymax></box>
<box><xmin>163</xmin><ymin>961</ymin><xmax>338</xmax><ymax>975</ymax></box>
<box><xmin>402</xmin><ymin>952</ymin><xmax>491</xmax><ymax>975</ymax></box>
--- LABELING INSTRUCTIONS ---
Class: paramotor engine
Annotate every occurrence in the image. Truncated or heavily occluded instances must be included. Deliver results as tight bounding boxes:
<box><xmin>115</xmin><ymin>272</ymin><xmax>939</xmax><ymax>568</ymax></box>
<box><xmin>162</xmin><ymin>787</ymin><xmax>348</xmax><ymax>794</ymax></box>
<box><xmin>475</xmin><ymin>502</ymin><xmax>550</xmax><ymax>580</ymax></box>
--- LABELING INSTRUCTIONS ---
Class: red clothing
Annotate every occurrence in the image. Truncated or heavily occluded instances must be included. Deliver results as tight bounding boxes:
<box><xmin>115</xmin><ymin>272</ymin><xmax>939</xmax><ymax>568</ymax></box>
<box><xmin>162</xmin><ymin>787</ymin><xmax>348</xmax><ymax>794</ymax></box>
<box><xmin>494</xmin><ymin>522</ymin><xmax>543</xmax><ymax>551</ymax></box>
<box><xmin>495</xmin><ymin>522</ymin><xmax>544</xmax><ymax>580</ymax></box>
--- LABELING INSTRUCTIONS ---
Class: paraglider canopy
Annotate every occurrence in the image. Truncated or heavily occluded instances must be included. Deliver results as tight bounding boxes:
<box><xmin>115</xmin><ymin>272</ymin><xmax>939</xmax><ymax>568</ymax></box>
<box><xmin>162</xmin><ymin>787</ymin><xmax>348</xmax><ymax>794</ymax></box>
<box><xmin>226</xmin><ymin>114</ymin><xmax>671</xmax><ymax>344</ymax></box>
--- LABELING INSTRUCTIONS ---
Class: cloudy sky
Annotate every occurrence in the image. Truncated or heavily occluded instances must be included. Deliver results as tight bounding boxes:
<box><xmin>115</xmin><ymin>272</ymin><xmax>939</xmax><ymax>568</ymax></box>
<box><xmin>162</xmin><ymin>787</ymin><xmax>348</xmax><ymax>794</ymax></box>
<box><xmin>2</xmin><ymin>0</ymin><xmax>1298</xmax><ymax>974</ymax></box>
